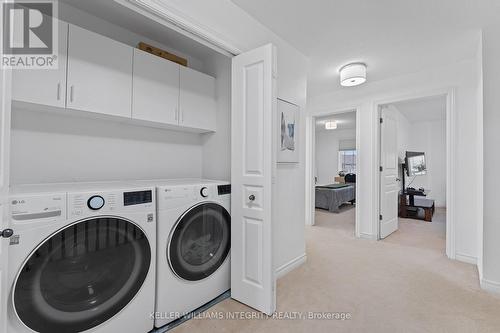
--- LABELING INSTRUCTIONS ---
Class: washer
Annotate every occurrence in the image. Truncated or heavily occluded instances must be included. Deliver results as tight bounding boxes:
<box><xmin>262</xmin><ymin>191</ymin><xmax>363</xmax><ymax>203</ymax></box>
<box><xmin>141</xmin><ymin>179</ymin><xmax>231</xmax><ymax>328</ymax></box>
<box><xmin>7</xmin><ymin>182</ymin><xmax>156</xmax><ymax>333</ymax></box>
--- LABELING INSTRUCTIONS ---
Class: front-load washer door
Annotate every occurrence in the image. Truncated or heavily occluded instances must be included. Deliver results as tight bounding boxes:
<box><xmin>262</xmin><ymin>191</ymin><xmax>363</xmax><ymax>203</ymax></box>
<box><xmin>169</xmin><ymin>203</ymin><xmax>230</xmax><ymax>281</ymax></box>
<box><xmin>13</xmin><ymin>217</ymin><xmax>151</xmax><ymax>333</ymax></box>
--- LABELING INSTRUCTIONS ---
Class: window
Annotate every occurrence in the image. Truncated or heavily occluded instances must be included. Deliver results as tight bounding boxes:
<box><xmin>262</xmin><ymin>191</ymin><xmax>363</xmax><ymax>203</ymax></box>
<box><xmin>338</xmin><ymin>150</ymin><xmax>357</xmax><ymax>174</ymax></box>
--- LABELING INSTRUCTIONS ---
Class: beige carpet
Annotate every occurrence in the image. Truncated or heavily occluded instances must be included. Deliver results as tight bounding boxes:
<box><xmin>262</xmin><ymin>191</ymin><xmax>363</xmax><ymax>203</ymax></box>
<box><xmin>172</xmin><ymin>205</ymin><xmax>500</xmax><ymax>333</ymax></box>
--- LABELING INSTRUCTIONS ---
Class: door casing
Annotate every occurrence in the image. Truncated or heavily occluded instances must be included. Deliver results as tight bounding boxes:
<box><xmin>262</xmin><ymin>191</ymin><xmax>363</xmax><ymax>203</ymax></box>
<box><xmin>305</xmin><ymin>108</ymin><xmax>361</xmax><ymax>238</ymax></box>
<box><xmin>374</xmin><ymin>88</ymin><xmax>456</xmax><ymax>260</ymax></box>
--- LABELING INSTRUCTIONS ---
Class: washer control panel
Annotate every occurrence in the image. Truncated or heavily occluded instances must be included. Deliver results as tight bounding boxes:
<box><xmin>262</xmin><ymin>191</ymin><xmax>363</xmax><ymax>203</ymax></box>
<box><xmin>68</xmin><ymin>188</ymin><xmax>154</xmax><ymax>219</ymax></box>
<box><xmin>69</xmin><ymin>192</ymin><xmax>117</xmax><ymax>218</ymax></box>
<box><xmin>10</xmin><ymin>193</ymin><xmax>67</xmax><ymax>224</ymax></box>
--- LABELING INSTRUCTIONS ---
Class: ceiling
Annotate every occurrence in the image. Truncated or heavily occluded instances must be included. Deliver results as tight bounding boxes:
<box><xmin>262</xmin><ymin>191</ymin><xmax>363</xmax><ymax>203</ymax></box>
<box><xmin>232</xmin><ymin>0</ymin><xmax>500</xmax><ymax>96</ymax></box>
<box><xmin>316</xmin><ymin>111</ymin><xmax>356</xmax><ymax>132</ymax></box>
<box><xmin>390</xmin><ymin>95</ymin><xmax>446</xmax><ymax>122</ymax></box>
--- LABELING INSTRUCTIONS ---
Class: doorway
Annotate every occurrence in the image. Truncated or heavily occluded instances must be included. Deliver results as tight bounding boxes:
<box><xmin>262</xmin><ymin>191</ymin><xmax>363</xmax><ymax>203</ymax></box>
<box><xmin>378</xmin><ymin>94</ymin><xmax>450</xmax><ymax>254</ymax></box>
<box><xmin>309</xmin><ymin>110</ymin><xmax>359</xmax><ymax>236</ymax></box>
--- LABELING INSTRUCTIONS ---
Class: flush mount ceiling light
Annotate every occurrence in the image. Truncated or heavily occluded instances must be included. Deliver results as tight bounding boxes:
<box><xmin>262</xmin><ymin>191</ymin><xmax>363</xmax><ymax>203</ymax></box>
<box><xmin>325</xmin><ymin>120</ymin><xmax>338</xmax><ymax>130</ymax></box>
<box><xmin>339</xmin><ymin>63</ymin><xmax>367</xmax><ymax>87</ymax></box>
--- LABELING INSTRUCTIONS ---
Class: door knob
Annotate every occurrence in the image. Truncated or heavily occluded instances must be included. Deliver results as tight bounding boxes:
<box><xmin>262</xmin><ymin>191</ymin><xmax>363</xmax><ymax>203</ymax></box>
<box><xmin>248</xmin><ymin>195</ymin><xmax>256</xmax><ymax>201</ymax></box>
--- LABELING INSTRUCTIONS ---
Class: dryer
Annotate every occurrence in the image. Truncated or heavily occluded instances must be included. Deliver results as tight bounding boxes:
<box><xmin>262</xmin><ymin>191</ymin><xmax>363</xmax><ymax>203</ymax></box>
<box><xmin>7</xmin><ymin>182</ymin><xmax>156</xmax><ymax>333</ymax></box>
<box><xmin>146</xmin><ymin>179</ymin><xmax>231</xmax><ymax>328</ymax></box>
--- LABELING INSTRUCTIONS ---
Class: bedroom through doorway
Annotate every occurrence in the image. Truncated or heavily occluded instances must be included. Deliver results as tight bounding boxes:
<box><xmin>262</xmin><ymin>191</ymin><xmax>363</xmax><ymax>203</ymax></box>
<box><xmin>313</xmin><ymin>110</ymin><xmax>357</xmax><ymax>235</ymax></box>
<box><xmin>378</xmin><ymin>94</ymin><xmax>448</xmax><ymax>255</ymax></box>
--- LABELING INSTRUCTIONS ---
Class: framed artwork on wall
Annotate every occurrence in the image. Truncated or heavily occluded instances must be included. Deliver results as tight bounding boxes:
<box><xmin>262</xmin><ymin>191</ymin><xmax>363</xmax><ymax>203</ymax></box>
<box><xmin>278</xmin><ymin>99</ymin><xmax>299</xmax><ymax>163</ymax></box>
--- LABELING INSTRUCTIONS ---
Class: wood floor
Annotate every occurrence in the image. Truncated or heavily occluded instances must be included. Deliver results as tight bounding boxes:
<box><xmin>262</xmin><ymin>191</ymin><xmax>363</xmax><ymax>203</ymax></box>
<box><xmin>172</xmin><ymin>205</ymin><xmax>500</xmax><ymax>333</ymax></box>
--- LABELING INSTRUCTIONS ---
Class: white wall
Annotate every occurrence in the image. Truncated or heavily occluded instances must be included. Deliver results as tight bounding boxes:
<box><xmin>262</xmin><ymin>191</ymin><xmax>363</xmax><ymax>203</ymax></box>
<box><xmin>201</xmin><ymin>54</ymin><xmax>231</xmax><ymax>181</ymax></box>
<box><xmin>389</xmin><ymin>105</ymin><xmax>447</xmax><ymax>207</ymax></box>
<box><xmin>395</xmin><ymin>107</ymin><xmax>411</xmax><ymax>165</ymax></box>
<box><xmin>406</xmin><ymin>120</ymin><xmax>447</xmax><ymax>207</ymax></box>
<box><xmin>476</xmin><ymin>30</ymin><xmax>484</xmax><ymax>284</ymax></box>
<box><xmin>315</xmin><ymin>128</ymin><xmax>356</xmax><ymax>185</ymax></box>
<box><xmin>308</xmin><ymin>57</ymin><xmax>481</xmax><ymax>262</ymax></box>
<box><xmin>482</xmin><ymin>24</ymin><xmax>500</xmax><ymax>292</ymax></box>
<box><xmin>10</xmin><ymin>109</ymin><xmax>203</xmax><ymax>184</ymax></box>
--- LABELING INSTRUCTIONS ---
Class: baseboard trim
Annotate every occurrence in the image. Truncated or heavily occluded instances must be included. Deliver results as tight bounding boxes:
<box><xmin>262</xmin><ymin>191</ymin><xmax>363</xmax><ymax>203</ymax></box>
<box><xmin>359</xmin><ymin>232</ymin><xmax>376</xmax><ymax>240</ymax></box>
<box><xmin>480</xmin><ymin>278</ymin><xmax>500</xmax><ymax>294</ymax></box>
<box><xmin>152</xmin><ymin>290</ymin><xmax>231</xmax><ymax>332</ymax></box>
<box><xmin>455</xmin><ymin>253</ymin><xmax>477</xmax><ymax>265</ymax></box>
<box><xmin>276</xmin><ymin>253</ymin><xmax>307</xmax><ymax>279</ymax></box>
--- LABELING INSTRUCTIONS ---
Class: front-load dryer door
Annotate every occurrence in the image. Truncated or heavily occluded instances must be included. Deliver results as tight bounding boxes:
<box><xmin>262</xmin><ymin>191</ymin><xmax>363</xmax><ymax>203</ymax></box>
<box><xmin>12</xmin><ymin>217</ymin><xmax>151</xmax><ymax>333</ymax></box>
<box><xmin>168</xmin><ymin>203</ymin><xmax>230</xmax><ymax>281</ymax></box>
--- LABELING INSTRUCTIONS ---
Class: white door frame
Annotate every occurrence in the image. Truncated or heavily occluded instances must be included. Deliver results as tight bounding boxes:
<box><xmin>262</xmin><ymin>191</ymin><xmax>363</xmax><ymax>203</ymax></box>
<box><xmin>374</xmin><ymin>87</ymin><xmax>456</xmax><ymax>259</ymax></box>
<box><xmin>305</xmin><ymin>107</ymin><xmax>361</xmax><ymax>238</ymax></box>
<box><xmin>0</xmin><ymin>67</ymin><xmax>12</xmax><ymax>333</ymax></box>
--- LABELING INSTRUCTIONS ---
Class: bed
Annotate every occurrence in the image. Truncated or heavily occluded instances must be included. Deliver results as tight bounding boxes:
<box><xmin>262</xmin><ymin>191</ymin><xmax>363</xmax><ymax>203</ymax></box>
<box><xmin>315</xmin><ymin>183</ymin><xmax>356</xmax><ymax>213</ymax></box>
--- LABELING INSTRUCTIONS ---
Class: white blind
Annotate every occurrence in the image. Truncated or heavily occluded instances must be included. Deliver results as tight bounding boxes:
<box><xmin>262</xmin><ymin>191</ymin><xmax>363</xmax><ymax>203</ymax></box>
<box><xmin>339</xmin><ymin>139</ymin><xmax>356</xmax><ymax>151</ymax></box>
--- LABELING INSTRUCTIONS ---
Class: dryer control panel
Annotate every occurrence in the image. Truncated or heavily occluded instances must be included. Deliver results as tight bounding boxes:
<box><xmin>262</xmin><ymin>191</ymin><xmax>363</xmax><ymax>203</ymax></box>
<box><xmin>156</xmin><ymin>183</ymin><xmax>231</xmax><ymax>210</ymax></box>
<box><xmin>217</xmin><ymin>184</ymin><xmax>231</xmax><ymax>195</ymax></box>
<box><xmin>157</xmin><ymin>186</ymin><xmax>196</xmax><ymax>210</ymax></box>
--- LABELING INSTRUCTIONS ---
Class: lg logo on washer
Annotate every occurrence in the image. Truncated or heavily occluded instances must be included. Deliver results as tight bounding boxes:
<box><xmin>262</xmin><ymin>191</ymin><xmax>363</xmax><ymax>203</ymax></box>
<box><xmin>12</xmin><ymin>197</ymin><xmax>61</xmax><ymax>206</ymax></box>
<box><xmin>11</xmin><ymin>200</ymin><xmax>25</xmax><ymax>205</ymax></box>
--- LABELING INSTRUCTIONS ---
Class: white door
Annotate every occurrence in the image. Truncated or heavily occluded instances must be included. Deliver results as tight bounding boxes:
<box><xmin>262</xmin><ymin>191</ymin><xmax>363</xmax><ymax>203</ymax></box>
<box><xmin>132</xmin><ymin>48</ymin><xmax>179</xmax><ymax>125</ymax></box>
<box><xmin>179</xmin><ymin>66</ymin><xmax>216</xmax><ymax>131</ymax></box>
<box><xmin>379</xmin><ymin>108</ymin><xmax>399</xmax><ymax>238</ymax></box>
<box><xmin>231</xmin><ymin>44</ymin><xmax>277</xmax><ymax>315</ymax></box>
<box><xmin>67</xmin><ymin>25</ymin><xmax>133</xmax><ymax>118</ymax></box>
<box><xmin>12</xmin><ymin>20</ymin><xmax>68</xmax><ymax>108</ymax></box>
<box><xmin>0</xmin><ymin>68</ymin><xmax>12</xmax><ymax>333</ymax></box>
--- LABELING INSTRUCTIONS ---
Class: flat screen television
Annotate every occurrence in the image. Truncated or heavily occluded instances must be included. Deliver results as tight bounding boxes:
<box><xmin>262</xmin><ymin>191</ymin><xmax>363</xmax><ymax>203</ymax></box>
<box><xmin>406</xmin><ymin>151</ymin><xmax>427</xmax><ymax>176</ymax></box>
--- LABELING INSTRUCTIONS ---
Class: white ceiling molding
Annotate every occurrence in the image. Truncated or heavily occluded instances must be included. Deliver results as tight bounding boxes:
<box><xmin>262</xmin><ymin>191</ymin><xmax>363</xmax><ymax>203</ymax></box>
<box><xmin>114</xmin><ymin>0</ymin><xmax>242</xmax><ymax>56</ymax></box>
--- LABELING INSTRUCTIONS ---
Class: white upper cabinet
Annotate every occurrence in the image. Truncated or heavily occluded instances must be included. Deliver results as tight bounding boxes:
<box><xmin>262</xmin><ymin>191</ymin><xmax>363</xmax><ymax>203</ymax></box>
<box><xmin>11</xmin><ymin>22</ymin><xmax>217</xmax><ymax>132</ymax></box>
<box><xmin>12</xmin><ymin>21</ymin><xmax>68</xmax><ymax>108</ymax></box>
<box><xmin>179</xmin><ymin>66</ymin><xmax>216</xmax><ymax>131</ymax></box>
<box><xmin>66</xmin><ymin>25</ymin><xmax>133</xmax><ymax>118</ymax></box>
<box><xmin>132</xmin><ymin>49</ymin><xmax>179</xmax><ymax>125</ymax></box>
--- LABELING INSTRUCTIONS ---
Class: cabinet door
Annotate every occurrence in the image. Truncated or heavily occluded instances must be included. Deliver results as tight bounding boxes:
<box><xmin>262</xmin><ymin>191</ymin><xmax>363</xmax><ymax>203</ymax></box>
<box><xmin>132</xmin><ymin>49</ymin><xmax>179</xmax><ymax>125</ymax></box>
<box><xmin>179</xmin><ymin>66</ymin><xmax>216</xmax><ymax>131</ymax></box>
<box><xmin>67</xmin><ymin>25</ymin><xmax>133</xmax><ymax>118</ymax></box>
<box><xmin>12</xmin><ymin>21</ymin><xmax>68</xmax><ymax>108</ymax></box>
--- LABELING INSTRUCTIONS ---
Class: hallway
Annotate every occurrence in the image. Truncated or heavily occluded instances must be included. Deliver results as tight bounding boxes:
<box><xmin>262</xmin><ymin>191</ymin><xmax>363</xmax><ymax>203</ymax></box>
<box><xmin>172</xmin><ymin>208</ymin><xmax>500</xmax><ymax>332</ymax></box>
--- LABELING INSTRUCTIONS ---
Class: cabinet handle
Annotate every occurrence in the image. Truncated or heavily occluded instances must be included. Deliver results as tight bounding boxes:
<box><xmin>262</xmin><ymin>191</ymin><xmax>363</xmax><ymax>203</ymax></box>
<box><xmin>70</xmin><ymin>86</ymin><xmax>74</xmax><ymax>103</ymax></box>
<box><xmin>175</xmin><ymin>107</ymin><xmax>178</xmax><ymax>121</ymax></box>
<box><xmin>57</xmin><ymin>83</ymin><xmax>61</xmax><ymax>100</ymax></box>
<box><xmin>180</xmin><ymin>108</ymin><xmax>184</xmax><ymax>123</ymax></box>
